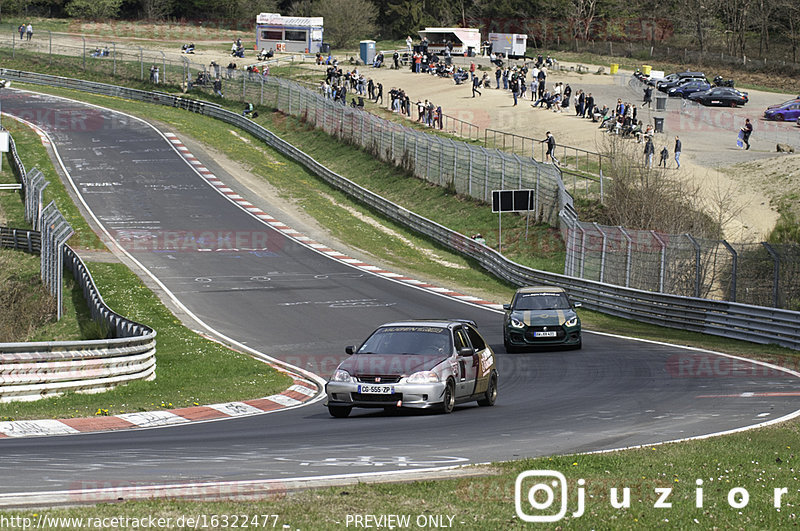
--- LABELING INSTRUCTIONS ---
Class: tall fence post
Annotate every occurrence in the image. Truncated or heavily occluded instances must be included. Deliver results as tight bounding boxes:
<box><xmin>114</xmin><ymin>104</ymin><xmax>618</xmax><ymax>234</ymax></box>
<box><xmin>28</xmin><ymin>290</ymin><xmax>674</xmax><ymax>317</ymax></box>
<box><xmin>594</xmin><ymin>222</ymin><xmax>608</xmax><ymax>283</ymax></box>
<box><xmin>762</xmin><ymin>242</ymin><xmax>781</xmax><ymax>308</ymax></box>
<box><xmin>619</xmin><ymin>226</ymin><xmax>633</xmax><ymax>287</ymax></box>
<box><xmin>686</xmin><ymin>234</ymin><xmax>702</xmax><ymax>298</ymax></box>
<box><xmin>721</xmin><ymin>240</ymin><xmax>737</xmax><ymax>302</ymax></box>
<box><xmin>651</xmin><ymin>230</ymin><xmax>666</xmax><ymax>293</ymax></box>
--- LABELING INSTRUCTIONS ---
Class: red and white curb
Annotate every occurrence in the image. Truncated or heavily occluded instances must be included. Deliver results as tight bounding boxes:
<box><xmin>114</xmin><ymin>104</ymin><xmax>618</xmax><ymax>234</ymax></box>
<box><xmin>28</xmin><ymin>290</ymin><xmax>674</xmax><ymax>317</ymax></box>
<box><xmin>163</xmin><ymin>132</ymin><xmax>504</xmax><ymax>311</ymax></box>
<box><xmin>0</xmin><ymin>370</ymin><xmax>318</xmax><ymax>439</ymax></box>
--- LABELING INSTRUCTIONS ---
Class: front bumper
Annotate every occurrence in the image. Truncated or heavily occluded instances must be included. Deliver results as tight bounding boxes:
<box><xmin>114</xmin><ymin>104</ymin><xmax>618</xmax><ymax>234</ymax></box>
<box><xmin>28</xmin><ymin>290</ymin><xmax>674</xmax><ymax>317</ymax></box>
<box><xmin>505</xmin><ymin>325</ymin><xmax>582</xmax><ymax>347</ymax></box>
<box><xmin>325</xmin><ymin>381</ymin><xmax>447</xmax><ymax>409</ymax></box>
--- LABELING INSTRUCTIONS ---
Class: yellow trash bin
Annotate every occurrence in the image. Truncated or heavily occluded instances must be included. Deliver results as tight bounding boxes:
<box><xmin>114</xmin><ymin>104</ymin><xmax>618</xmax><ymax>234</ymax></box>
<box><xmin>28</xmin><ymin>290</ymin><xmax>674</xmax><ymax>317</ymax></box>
<box><xmin>642</xmin><ymin>64</ymin><xmax>652</xmax><ymax>75</ymax></box>
<box><xmin>610</xmin><ymin>63</ymin><xmax>619</xmax><ymax>74</ymax></box>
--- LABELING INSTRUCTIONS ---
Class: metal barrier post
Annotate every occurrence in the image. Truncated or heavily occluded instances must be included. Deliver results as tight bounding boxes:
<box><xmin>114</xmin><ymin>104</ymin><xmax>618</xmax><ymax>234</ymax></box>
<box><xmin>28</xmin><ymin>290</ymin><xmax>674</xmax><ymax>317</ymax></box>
<box><xmin>594</xmin><ymin>222</ymin><xmax>608</xmax><ymax>283</ymax></box>
<box><xmin>651</xmin><ymin>230</ymin><xmax>666</xmax><ymax>292</ymax></box>
<box><xmin>686</xmin><ymin>234</ymin><xmax>702</xmax><ymax>298</ymax></box>
<box><xmin>721</xmin><ymin>240</ymin><xmax>737</xmax><ymax>302</ymax></box>
<box><xmin>619</xmin><ymin>226</ymin><xmax>633</xmax><ymax>287</ymax></box>
<box><xmin>762</xmin><ymin>242</ymin><xmax>781</xmax><ymax>308</ymax></box>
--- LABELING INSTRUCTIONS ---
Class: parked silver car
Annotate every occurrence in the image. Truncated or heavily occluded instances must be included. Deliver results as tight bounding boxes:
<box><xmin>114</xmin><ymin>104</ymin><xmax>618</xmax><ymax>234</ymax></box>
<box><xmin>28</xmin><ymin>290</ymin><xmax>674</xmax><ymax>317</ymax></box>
<box><xmin>325</xmin><ymin>320</ymin><xmax>498</xmax><ymax>417</ymax></box>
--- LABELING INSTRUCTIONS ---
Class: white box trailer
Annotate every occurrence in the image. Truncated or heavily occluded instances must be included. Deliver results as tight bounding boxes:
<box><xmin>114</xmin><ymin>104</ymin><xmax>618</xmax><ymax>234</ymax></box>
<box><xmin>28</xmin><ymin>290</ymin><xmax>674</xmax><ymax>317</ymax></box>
<box><xmin>488</xmin><ymin>33</ymin><xmax>528</xmax><ymax>58</ymax></box>
<box><xmin>255</xmin><ymin>13</ymin><xmax>324</xmax><ymax>54</ymax></box>
<box><xmin>418</xmin><ymin>27</ymin><xmax>481</xmax><ymax>56</ymax></box>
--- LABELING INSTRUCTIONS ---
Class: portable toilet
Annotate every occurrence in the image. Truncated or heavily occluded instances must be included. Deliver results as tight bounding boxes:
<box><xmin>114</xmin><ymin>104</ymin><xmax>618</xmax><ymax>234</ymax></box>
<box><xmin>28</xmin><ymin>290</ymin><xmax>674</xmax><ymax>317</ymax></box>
<box><xmin>360</xmin><ymin>40</ymin><xmax>376</xmax><ymax>65</ymax></box>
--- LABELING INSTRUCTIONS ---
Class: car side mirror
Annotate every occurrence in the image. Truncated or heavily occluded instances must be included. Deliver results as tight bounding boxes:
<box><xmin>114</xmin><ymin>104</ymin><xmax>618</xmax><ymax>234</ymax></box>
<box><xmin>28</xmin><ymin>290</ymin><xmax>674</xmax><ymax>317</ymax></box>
<box><xmin>573</xmin><ymin>301</ymin><xmax>582</xmax><ymax>309</ymax></box>
<box><xmin>345</xmin><ymin>346</ymin><xmax>355</xmax><ymax>355</ymax></box>
<box><xmin>502</xmin><ymin>304</ymin><xmax>511</xmax><ymax>311</ymax></box>
<box><xmin>458</xmin><ymin>346</ymin><xmax>474</xmax><ymax>357</ymax></box>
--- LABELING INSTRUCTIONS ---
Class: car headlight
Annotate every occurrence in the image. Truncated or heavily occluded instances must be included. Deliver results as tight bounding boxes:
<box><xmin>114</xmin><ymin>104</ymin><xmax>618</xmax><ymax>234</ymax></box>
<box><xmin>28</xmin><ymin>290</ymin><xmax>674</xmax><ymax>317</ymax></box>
<box><xmin>330</xmin><ymin>369</ymin><xmax>353</xmax><ymax>382</ymax></box>
<box><xmin>406</xmin><ymin>371</ymin><xmax>440</xmax><ymax>384</ymax></box>
<box><xmin>510</xmin><ymin>317</ymin><xmax>525</xmax><ymax>328</ymax></box>
<box><xmin>565</xmin><ymin>316</ymin><xmax>579</xmax><ymax>327</ymax></box>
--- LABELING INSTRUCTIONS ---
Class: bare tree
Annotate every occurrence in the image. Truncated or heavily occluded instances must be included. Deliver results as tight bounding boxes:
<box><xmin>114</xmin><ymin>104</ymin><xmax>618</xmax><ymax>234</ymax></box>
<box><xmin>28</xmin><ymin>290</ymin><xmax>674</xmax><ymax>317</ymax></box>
<box><xmin>315</xmin><ymin>0</ymin><xmax>377</xmax><ymax>48</ymax></box>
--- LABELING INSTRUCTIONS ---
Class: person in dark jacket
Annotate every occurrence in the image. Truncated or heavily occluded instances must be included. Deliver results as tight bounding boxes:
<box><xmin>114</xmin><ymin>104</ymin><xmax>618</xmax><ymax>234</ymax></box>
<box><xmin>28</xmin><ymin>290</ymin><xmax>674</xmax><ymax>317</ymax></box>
<box><xmin>740</xmin><ymin>118</ymin><xmax>753</xmax><ymax>150</ymax></box>
<box><xmin>674</xmin><ymin>136</ymin><xmax>682</xmax><ymax>168</ymax></box>
<box><xmin>542</xmin><ymin>131</ymin><xmax>559</xmax><ymax>164</ymax></box>
<box><xmin>644</xmin><ymin>137</ymin><xmax>655</xmax><ymax>168</ymax></box>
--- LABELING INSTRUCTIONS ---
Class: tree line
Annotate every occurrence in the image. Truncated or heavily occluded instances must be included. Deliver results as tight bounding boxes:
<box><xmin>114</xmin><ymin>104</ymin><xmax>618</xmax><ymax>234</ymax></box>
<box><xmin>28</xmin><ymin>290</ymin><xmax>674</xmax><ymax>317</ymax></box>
<box><xmin>4</xmin><ymin>0</ymin><xmax>800</xmax><ymax>62</ymax></box>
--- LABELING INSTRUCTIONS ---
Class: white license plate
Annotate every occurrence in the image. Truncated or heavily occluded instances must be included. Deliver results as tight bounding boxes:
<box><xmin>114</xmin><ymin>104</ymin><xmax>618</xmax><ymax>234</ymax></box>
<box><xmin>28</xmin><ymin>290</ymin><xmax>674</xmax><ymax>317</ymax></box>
<box><xmin>358</xmin><ymin>384</ymin><xmax>395</xmax><ymax>394</ymax></box>
<box><xmin>534</xmin><ymin>331</ymin><xmax>558</xmax><ymax>338</ymax></box>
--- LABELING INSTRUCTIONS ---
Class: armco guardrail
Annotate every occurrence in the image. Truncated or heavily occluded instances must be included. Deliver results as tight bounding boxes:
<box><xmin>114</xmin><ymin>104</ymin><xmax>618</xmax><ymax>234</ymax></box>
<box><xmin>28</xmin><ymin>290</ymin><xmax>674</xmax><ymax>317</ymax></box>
<box><xmin>1</xmin><ymin>240</ymin><xmax>155</xmax><ymax>402</ymax></box>
<box><xmin>0</xmin><ymin>227</ymin><xmax>39</xmax><ymax>253</ymax></box>
<box><xmin>3</xmin><ymin>69</ymin><xmax>799</xmax><ymax>350</ymax></box>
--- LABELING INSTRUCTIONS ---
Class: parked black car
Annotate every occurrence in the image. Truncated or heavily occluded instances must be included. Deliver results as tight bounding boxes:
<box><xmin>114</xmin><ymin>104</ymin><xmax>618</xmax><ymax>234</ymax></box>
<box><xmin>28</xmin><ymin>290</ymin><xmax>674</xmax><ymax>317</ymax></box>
<box><xmin>687</xmin><ymin>87</ymin><xmax>749</xmax><ymax>106</ymax></box>
<box><xmin>657</xmin><ymin>71</ymin><xmax>707</xmax><ymax>92</ymax></box>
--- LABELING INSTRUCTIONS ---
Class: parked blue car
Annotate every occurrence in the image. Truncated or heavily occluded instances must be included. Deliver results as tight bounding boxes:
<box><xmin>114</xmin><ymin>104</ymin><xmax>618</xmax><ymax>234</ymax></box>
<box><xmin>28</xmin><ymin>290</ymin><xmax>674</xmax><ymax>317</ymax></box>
<box><xmin>668</xmin><ymin>80</ymin><xmax>712</xmax><ymax>98</ymax></box>
<box><xmin>764</xmin><ymin>99</ymin><xmax>800</xmax><ymax>121</ymax></box>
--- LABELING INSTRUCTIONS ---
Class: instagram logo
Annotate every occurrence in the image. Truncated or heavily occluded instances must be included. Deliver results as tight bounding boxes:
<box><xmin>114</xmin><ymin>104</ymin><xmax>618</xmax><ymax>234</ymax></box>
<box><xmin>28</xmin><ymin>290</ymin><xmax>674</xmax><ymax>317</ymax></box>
<box><xmin>515</xmin><ymin>470</ymin><xmax>585</xmax><ymax>522</ymax></box>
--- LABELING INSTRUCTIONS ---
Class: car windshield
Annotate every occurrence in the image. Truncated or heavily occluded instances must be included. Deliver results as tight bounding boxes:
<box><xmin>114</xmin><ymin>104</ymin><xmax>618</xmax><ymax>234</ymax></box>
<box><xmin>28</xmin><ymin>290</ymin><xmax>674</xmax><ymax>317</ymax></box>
<box><xmin>514</xmin><ymin>292</ymin><xmax>571</xmax><ymax>310</ymax></box>
<box><xmin>357</xmin><ymin>326</ymin><xmax>452</xmax><ymax>356</ymax></box>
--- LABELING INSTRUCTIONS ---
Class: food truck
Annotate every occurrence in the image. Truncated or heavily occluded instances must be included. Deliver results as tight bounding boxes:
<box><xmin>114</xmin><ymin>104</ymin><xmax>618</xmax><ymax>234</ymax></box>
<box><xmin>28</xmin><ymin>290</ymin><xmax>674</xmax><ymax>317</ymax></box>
<box><xmin>488</xmin><ymin>33</ymin><xmax>528</xmax><ymax>58</ymax></box>
<box><xmin>417</xmin><ymin>27</ymin><xmax>481</xmax><ymax>56</ymax></box>
<box><xmin>255</xmin><ymin>13</ymin><xmax>324</xmax><ymax>53</ymax></box>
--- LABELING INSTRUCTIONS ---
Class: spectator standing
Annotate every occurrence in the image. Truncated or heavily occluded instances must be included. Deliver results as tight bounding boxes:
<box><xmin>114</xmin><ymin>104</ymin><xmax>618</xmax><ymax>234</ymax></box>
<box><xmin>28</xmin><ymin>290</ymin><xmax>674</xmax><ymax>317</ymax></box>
<box><xmin>374</xmin><ymin>82</ymin><xmax>383</xmax><ymax>104</ymax></box>
<box><xmin>644</xmin><ymin>137</ymin><xmax>655</xmax><ymax>168</ymax></box>
<box><xmin>643</xmin><ymin>86</ymin><xmax>652</xmax><ymax>108</ymax></box>
<box><xmin>472</xmin><ymin>74</ymin><xmax>482</xmax><ymax>97</ymax></box>
<box><xmin>18</xmin><ymin>24</ymin><xmax>25</xmax><ymax>40</ymax></box>
<box><xmin>542</xmin><ymin>131</ymin><xmax>559</xmax><ymax>164</ymax></box>
<box><xmin>659</xmin><ymin>146</ymin><xmax>669</xmax><ymax>167</ymax></box>
<box><xmin>469</xmin><ymin>61</ymin><xmax>476</xmax><ymax>80</ymax></box>
<box><xmin>26</xmin><ymin>23</ymin><xmax>33</xmax><ymax>41</ymax></box>
<box><xmin>511</xmin><ymin>78</ymin><xmax>519</xmax><ymax>106</ymax></box>
<box><xmin>393</xmin><ymin>51</ymin><xmax>399</xmax><ymax>69</ymax></box>
<box><xmin>213</xmin><ymin>78</ymin><xmax>223</xmax><ymax>97</ymax></box>
<box><xmin>584</xmin><ymin>93</ymin><xmax>594</xmax><ymax>118</ymax></box>
<box><xmin>495</xmin><ymin>67</ymin><xmax>502</xmax><ymax>89</ymax></box>
<box><xmin>674</xmin><ymin>136</ymin><xmax>682</xmax><ymax>168</ymax></box>
<box><xmin>406</xmin><ymin>35</ymin><xmax>413</xmax><ymax>52</ymax></box>
<box><xmin>740</xmin><ymin>118</ymin><xmax>753</xmax><ymax>150</ymax></box>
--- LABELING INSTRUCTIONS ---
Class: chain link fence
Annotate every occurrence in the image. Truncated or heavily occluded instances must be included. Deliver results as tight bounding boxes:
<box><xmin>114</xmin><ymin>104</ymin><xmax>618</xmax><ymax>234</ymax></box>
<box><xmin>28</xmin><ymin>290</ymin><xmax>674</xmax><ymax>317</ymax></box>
<box><xmin>563</xmin><ymin>220</ymin><xmax>800</xmax><ymax>310</ymax></box>
<box><xmin>208</xmin><ymin>72</ymin><xmax>568</xmax><ymax>226</ymax></box>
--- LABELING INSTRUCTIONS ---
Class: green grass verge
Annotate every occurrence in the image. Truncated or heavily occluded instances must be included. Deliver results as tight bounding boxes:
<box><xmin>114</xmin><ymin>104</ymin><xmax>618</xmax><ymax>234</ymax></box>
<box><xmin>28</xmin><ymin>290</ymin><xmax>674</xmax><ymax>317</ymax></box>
<box><xmin>0</xmin><ymin>260</ymin><xmax>292</xmax><ymax>421</ymax></box>
<box><xmin>0</xmin><ymin>248</ymin><xmax>101</xmax><ymax>344</ymax></box>
<box><xmin>2</xmin><ymin>419</ymin><xmax>798</xmax><ymax>527</ymax></box>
